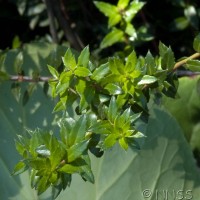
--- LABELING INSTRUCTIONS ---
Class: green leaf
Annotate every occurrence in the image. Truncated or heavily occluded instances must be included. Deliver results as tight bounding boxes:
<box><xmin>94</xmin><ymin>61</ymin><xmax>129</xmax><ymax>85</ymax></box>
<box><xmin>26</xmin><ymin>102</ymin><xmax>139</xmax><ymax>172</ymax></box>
<box><xmin>145</xmin><ymin>51</ymin><xmax>156</xmax><ymax>75</ymax></box>
<box><xmin>62</xmin><ymin>48</ymin><xmax>76</xmax><ymax>70</ymax></box>
<box><xmin>186</xmin><ymin>59</ymin><xmax>200</xmax><ymax>72</ymax></box>
<box><xmin>125</xmin><ymin>50</ymin><xmax>137</xmax><ymax>72</ymax></box>
<box><xmin>94</xmin><ymin>1</ymin><xmax>118</xmax><ymax>18</ymax></box>
<box><xmin>67</xmin><ymin>140</ymin><xmax>89</xmax><ymax>163</ymax></box>
<box><xmin>108</xmin><ymin>14</ymin><xmax>121</xmax><ymax>28</ymax></box>
<box><xmin>158</xmin><ymin>41</ymin><xmax>168</xmax><ymax>57</ymax></box>
<box><xmin>107</xmin><ymin>97</ymin><xmax>118</xmax><ymax>122</ymax></box>
<box><xmin>14</xmin><ymin>52</ymin><xmax>23</xmax><ymax>74</ymax></box>
<box><xmin>59</xmin><ymin>164</ymin><xmax>83</xmax><ymax>174</ymax></box>
<box><xmin>193</xmin><ymin>34</ymin><xmax>200</xmax><ymax>52</ymax></box>
<box><xmin>74</xmin><ymin>67</ymin><xmax>91</xmax><ymax>77</ymax></box>
<box><xmin>117</xmin><ymin>0</ymin><xmax>130</xmax><ymax>9</ymax></box>
<box><xmin>124</xmin><ymin>0</ymin><xmax>145</xmax><ymax>22</ymax></box>
<box><xmin>161</xmin><ymin>47</ymin><xmax>175</xmax><ymax>70</ymax></box>
<box><xmin>104</xmin><ymin>134</ymin><xmax>118</xmax><ymax>148</ymax></box>
<box><xmin>100</xmin><ymin>28</ymin><xmax>124</xmax><ymax>49</ymax></box>
<box><xmin>91</xmin><ymin>63</ymin><xmax>110</xmax><ymax>82</ymax></box>
<box><xmin>78</xmin><ymin>46</ymin><xmax>90</xmax><ymax>68</ymax></box>
<box><xmin>37</xmin><ymin>176</ymin><xmax>50</xmax><ymax>195</ymax></box>
<box><xmin>169</xmin><ymin>17</ymin><xmax>189</xmax><ymax>31</ymax></box>
<box><xmin>0</xmin><ymin>71</ymin><xmax>9</xmax><ymax>81</ymax></box>
<box><xmin>35</xmin><ymin>145</ymin><xmax>51</xmax><ymax>157</ymax></box>
<box><xmin>125</xmin><ymin>23</ymin><xmax>136</xmax><ymax>39</ymax></box>
<box><xmin>138</xmin><ymin>75</ymin><xmax>157</xmax><ymax>85</ymax></box>
<box><xmin>12</xmin><ymin>161</ymin><xmax>27</xmax><ymax>175</ymax></box>
<box><xmin>69</xmin><ymin>115</ymin><xmax>87</xmax><ymax>146</ymax></box>
<box><xmin>119</xmin><ymin>137</ymin><xmax>128</xmax><ymax>150</ymax></box>
<box><xmin>105</xmin><ymin>83</ymin><xmax>123</xmax><ymax>95</ymax></box>
<box><xmin>47</xmin><ymin>65</ymin><xmax>59</xmax><ymax>79</ymax></box>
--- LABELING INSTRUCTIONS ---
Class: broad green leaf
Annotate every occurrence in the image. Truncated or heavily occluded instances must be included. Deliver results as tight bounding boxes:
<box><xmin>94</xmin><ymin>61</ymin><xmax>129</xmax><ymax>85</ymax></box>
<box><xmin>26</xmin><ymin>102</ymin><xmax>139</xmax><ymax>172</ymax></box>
<box><xmin>145</xmin><ymin>51</ymin><xmax>156</xmax><ymax>75</ymax></box>
<box><xmin>61</xmin><ymin>106</ymin><xmax>200</xmax><ymax>200</ymax></box>
<box><xmin>186</xmin><ymin>59</ymin><xmax>200</xmax><ymax>72</ymax></box>
<box><xmin>94</xmin><ymin>1</ymin><xmax>118</xmax><ymax>18</ymax></box>
<box><xmin>193</xmin><ymin>34</ymin><xmax>200</xmax><ymax>52</ymax></box>
<box><xmin>62</xmin><ymin>48</ymin><xmax>76</xmax><ymax>70</ymax></box>
<box><xmin>105</xmin><ymin>83</ymin><xmax>123</xmax><ymax>95</ymax></box>
<box><xmin>138</xmin><ymin>75</ymin><xmax>157</xmax><ymax>85</ymax></box>
<box><xmin>91</xmin><ymin>63</ymin><xmax>109</xmax><ymax>82</ymax></box>
<box><xmin>163</xmin><ymin>76</ymin><xmax>200</xmax><ymax>141</ymax></box>
<box><xmin>47</xmin><ymin>65</ymin><xmax>59</xmax><ymax>79</ymax></box>
<box><xmin>77</xmin><ymin>46</ymin><xmax>90</xmax><ymax>68</ymax></box>
<box><xmin>117</xmin><ymin>0</ymin><xmax>130</xmax><ymax>9</ymax></box>
<box><xmin>161</xmin><ymin>47</ymin><xmax>175</xmax><ymax>70</ymax></box>
<box><xmin>124</xmin><ymin>0</ymin><xmax>145</xmax><ymax>22</ymax></box>
<box><xmin>109</xmin><ymin>58</ymin><xmax>124</xmax><ymax>74</ymax></box>
<box><xmin>74</xmin><ymin>67</ymin><xmax>91</xmax><ymax>77</ymax></box>
<box><xmin>100</xmin><ymin>28</ymin><xmax>124</xmax><ymax>49</ymax></box>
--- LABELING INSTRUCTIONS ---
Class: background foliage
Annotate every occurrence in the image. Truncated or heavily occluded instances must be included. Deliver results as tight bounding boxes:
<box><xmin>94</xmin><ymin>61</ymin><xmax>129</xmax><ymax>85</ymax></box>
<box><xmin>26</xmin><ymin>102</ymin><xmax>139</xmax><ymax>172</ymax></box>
<box><xmin>1</xmin><ymin>0</ymin><xmax>200</xmax><ymax>199</ymax></box>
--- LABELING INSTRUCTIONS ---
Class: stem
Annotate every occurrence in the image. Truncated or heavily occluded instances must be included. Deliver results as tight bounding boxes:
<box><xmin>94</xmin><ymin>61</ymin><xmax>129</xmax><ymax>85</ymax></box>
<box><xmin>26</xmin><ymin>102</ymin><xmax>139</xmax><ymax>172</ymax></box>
<box><xmin>173</xmin><ymin>52</ymin><xmax>200</xmax><ymax>70</ymax></box>
<box><xmin>9</xmin><ymin>75</ymin><xmax>52</xmax><ymax>82</ymax></box>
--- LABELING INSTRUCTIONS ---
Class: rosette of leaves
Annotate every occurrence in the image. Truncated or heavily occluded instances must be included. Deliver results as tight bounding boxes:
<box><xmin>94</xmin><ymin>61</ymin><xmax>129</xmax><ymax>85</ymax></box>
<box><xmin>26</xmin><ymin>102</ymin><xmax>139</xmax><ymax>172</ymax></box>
<box><xmin>94</xmin><ymin>0</ymin><xmax>145</xmax><ymax>48</ymax></box>
<box><xmin>13</xmin><ymin>114</ymin><xmax>95</xmax><ymax>198</ymax></box>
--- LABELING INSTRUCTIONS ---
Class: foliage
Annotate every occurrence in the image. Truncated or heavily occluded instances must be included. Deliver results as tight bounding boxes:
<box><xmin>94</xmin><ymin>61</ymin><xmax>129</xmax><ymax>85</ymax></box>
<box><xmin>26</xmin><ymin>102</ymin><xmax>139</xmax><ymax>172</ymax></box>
<box><xmin>0</xmin><ymin>0</ymin><xmax>200</xmax><ymax>199</ymax></box>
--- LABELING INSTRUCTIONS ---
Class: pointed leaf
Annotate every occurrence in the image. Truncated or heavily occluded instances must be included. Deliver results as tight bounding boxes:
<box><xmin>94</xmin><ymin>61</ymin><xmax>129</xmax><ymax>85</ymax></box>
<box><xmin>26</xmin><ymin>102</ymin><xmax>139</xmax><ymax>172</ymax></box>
<box><xmin>78</xmin><ymin>46</ymin><xmax>90</xmax><ymax>68</ymax></box>
<box><xmin>67</xmin><ymin>140</ymin><xmax>89</xmax><ymax>163</ymax></box>
<box><xmin>100</xmin><ymin>28</ymin><xmax>124</xmax><ymax>49</ymax></box>
<box><xmin>138</xmin><ymin>75</ymin><xmax>157</xmax><ymax>85</ymax></box>
<box><xmin>124</xmin><ymin>1</ymin><xmax>145</xmax><ymax>22</ymax></box>
<box><xmin>48</xmin><ymin>65</ymin><xmax>59</xmax><ymax>79</ymax></box>
<box><xmin>117</xmin><ymin>0</ymin><xmax>130</xmax><ymax>9</ymax></box>
<box><xmin>62</xmin><ymin>48</ymin><xmax>76</xmax><ymax>70</ymax></box>
<box><xmin>161</xmin><ymin>47</ymin><xmax>175</xmax><ymax>70</ymax></box>
<box><xmin>69</xmin><ymin>115</ymin><xmax>87</xmax><ymax>146</ymax></box>
<box><xmin>105</xmin><ymin>83</ymin><xmax>123</xmax><ymax>95</ymax></box>
<box><xmin>94</xmin><ymin>1</ymin><xmax>118</xmax><ymax>18</ymax></box>
<box><xmin>125</xmin><ymin>50</ymin><xmax>137</xmax><ymax>72</ymax></box>
<box><xmin>145</xmin><ymin>51</ymin><xmax>156</xmax><ymax>75</ymax></box>
<box><xmin>108</xmin><ymin>97</ymin><xmax>118</xmax><ymax>122</ymax></box>
<box><xmin>104</xmin><ymin>134</ymin><xmax>118</xmax><ymax>148</ymax></box>
<box><xmin>91</xmin><ymin>63</ymin><xmax>110</xmax><ymax>82</ymax></box>
<box><xmin>74</xmin><ymin>67</ymin><xmax>91</xmax><ymax>77</ymax></box>
<box><xmin>193</xmin><ymin>34</ymin><xmax>200</xmax><ymax>52</ymax></box>
<box><xmin>59</xmin><ymin>164</ymin><xmax>83</xmax><ymax>174</ymax></box>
